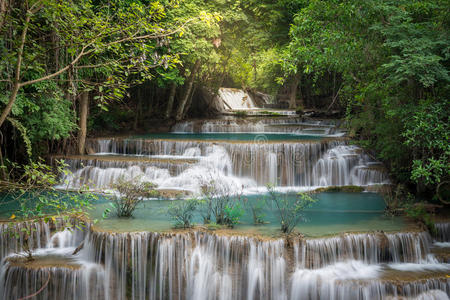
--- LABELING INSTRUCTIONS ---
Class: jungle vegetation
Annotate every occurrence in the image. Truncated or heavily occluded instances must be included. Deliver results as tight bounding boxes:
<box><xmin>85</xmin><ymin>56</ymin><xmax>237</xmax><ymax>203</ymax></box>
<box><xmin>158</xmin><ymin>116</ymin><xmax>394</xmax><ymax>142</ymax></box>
<box><xmin>0</xmin><ymin>0</ymin><xmax>448</xmax><ymax>202</ymax></box>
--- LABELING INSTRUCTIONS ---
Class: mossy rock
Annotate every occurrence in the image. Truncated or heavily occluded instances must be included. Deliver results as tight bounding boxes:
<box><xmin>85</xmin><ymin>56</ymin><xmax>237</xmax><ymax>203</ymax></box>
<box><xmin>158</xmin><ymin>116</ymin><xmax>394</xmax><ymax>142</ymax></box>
<box><xmin>312</xmin><ymin>186</ymin><xmax>365</xmax><ymax>193</ymax></box>
<box><xmin>157</xmin><ymin>189</ymin><xmax>192</xmax><ymax>199</ymax></box>
<box><xmin>234</xmin><ymin>111</ymin><xmax>248</xmax><ymax>117</ymax></box>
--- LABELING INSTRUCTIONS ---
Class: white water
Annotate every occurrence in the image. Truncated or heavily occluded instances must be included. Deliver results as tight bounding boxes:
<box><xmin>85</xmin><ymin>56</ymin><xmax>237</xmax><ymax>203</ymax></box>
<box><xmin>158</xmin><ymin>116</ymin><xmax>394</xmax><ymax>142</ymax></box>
<box><xmin>0</xmin><ymin>222</ymin><xmax>449</xmax><ymax>299</ymax></box>
<box><xmin>63</xmin><ymin>139</ymin><xmax>388</xmax><ymax>194</ymax></box>
<box><xmin>171</xmin><ymin>118</ymin><xmax>345</xmax><ymax>136</ymax></box>
<box><xmin>219</xmin><ymin>88</ymin><xmax>257</xmax><ymax>110</ymax></box>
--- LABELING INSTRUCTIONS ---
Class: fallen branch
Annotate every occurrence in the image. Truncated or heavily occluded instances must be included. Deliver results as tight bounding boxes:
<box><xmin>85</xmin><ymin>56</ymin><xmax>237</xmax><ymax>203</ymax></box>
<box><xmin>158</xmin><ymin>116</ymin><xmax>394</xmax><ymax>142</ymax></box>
<box><xmin>18</xmin><ymin>270</ymin><xmax>51</xmax><ymax>300</ymax></box>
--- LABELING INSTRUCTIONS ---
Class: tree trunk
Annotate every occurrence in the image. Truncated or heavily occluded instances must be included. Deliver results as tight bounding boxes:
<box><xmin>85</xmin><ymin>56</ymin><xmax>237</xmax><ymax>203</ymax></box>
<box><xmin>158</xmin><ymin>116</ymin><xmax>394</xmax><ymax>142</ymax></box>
<box><xmin>134</xmin><ymin>89</ymin><xmax>142</xmax><ymax>130</ymax></box>
<box><xmin>182</xmin><ymin>84</ymin><xmax>197</xmax><ymax>119</ymax></box>
<box><xmin>175</xmin><ymin>60</ymin><xmax>200</xmax><ymax>121</ymax></box>
<box><xmin>165</xmin><ymin>82</ymin><xmax>177</xmax><ymax>119</ymax></box>
<box><xmin>0</xmin><ymin>13</ymin><xmax>30</xmax><ymax>129</ymax></box>
<box><xmin>78</xmin><ymin>92</ymin><xmax>89</xmax><ymax>155</ymax></box>
<box><xmin>288</xmin><ymin>74</ymin><xmax>300</xmax><ymax>109</ymax></box>
<box><xmin>0</xmin><ymin>83</ymin><xmax>20</xmax><ymax>129</ymax></box>
<box><xmin>0</xmin><ymin>146</ymin><xmax>6</xmax><ymax>180</ymax></box>
<box><xmin>0</xmin><ymin>0</ymin><xmax>9</xmax><ymax>32</ymax></box>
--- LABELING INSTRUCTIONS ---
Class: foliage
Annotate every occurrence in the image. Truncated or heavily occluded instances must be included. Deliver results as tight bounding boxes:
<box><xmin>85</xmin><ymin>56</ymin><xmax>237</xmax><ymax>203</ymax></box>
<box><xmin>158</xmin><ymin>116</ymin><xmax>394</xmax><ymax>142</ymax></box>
<box><xmin>0</xmin><ymin>0</ymin><xmax>216</xmax><ymax>159</ymax></box>
<box><xmin>6</xmin><ymin>117</ymin><xmax>33</xmax><ymax>159</ymax></box>
<box><xmin>313</xmin><ymin>186</ymin><xmax>365</xmax><ymax>193</ymax></box>
<box><xmin>402</xmin><ymin>101</ymin><xmax>449</xmax><ymax>187</ymax></box>
<box><xmin>266</xmin><ymin>185</ymin><xmax>316</xmax><ymax>234</ymax></box>
<box><xmin>199</xmin><ymin>179</ymin><xmax>243</xmax><ymax>228</ymax></box>
<box><xmin>242</xmin><ymin>197</ymin><xmax>266</xmax><ymax>225</ymax></box>
<box><xmin>383</xmin><ymin>184</ymin><xmax>415</xmax><ymax>215</ymax></box>
<box><xmin>404</xmin><ymin>202</ymin><xmax>436</xmax><ymax>234</ymax></box>
<box><xmin>260</xmin><ymin>111</ymin><xmax>282</xmax><ymax>116</ymax></box>
<box><xmin>106</xmin><ymin>177</ymin><xmax>158</xmax><ymax>218</ymax></box>
<box><xmin>0</xmin><ymin>159</ymin><xmax>96</xmax><ymax>260</ymax></box>
<box><xmin>284</xmin><ymin>0</ymin><xmax>449</xmax><ymax>198</ymax></box>
<box><xmin>167</xmin><ymin>199</ymin><xmax>199</xmax><ymax>228</ymax></box>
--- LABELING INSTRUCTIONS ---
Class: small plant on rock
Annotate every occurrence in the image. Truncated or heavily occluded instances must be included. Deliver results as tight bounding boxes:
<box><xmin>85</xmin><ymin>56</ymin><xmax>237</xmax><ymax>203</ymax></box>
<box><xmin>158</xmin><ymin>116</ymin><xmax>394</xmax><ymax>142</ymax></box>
<box><xmin>107</xmin><ymin>177</ymin><xmax>158</xmax><ymax>217</ymax></box>
<box><xmin>167</xmin><ymin>199</ymin><xmax>199</xmax><ymax>228</ymax></box>
<box><xmin>266</xmin><ymin>184</ymin><xmax>316</xmax><ymax>234</ymax></box>
<box><xmin>242</xmin><ymin>197</ymin><xmax>266</xmax><ymax>224</ymax></box>
<box><xmin>199</xmin><ymin>179</ymin><xmax>244</xmax><ymax>228</ymax></box>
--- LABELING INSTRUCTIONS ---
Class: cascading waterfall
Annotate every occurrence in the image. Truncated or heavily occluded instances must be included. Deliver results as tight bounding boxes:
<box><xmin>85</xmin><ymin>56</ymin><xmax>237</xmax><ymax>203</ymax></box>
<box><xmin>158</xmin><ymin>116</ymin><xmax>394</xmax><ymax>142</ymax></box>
<box><xmin>5</xmin><ymin>116</ymin><xmax>446</xmax><ymax>299</ymax></box>
<box><xmin>218</xmin><ymin>88</ymin><xmax>257</xmax><ymax>110</ymax></box>
<box><xmin>61</xmin><ymin>157</ymin><xmax>189</xmax><ymax>190</ymax></box>
<box><xmin>0</xmin><ymin>259</ymin><xmax>107</xmax><ymax>300</ymax></box>
<box><xmin>1</xmin><ymin>223</ymin><xmax>449</xmax><ymax>300</ymax></box>
<box><xmin>171</xmin><ymin>118</ymin><xmax>341</xmax><ymax>135</ymax></box>
<box><xmin>68</xmin><ymin>138</ymin><xmax>388</xmax><ymax>192</ymax></box>
<box><xmin>434</xmin><ymin>223</ymin><xmax>450</xmax><ymax>242</ymax></box>
<box><xmin>0</xmin><ymin>222</ymin><xmax>51</xmax><ymax>261</ymax></box>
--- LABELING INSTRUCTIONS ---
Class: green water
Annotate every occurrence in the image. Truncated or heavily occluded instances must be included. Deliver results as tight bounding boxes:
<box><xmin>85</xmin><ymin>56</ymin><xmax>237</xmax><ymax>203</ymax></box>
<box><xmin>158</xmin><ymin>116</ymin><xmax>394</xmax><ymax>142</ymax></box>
<box><xmin>131</xmin><ymin>133</ymin><xmax>324</xmax><ymax>141</ymax></box>
<box><xmin>0</xmin><ymin>191</ymin><xmax>406</xmax><ymax>237</ymax></box>
<box><xmin>92</xmin><ymin>192</ymin><xmax>405</xmax><ymax>237</ymax></box>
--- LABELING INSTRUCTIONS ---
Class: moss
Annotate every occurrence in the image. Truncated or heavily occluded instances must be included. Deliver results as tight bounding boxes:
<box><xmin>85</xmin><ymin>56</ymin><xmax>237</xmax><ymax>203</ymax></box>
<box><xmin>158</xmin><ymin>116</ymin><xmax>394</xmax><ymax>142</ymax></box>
<box><xmin>260</xmin><ymin>110</ymin><xmax>282</xmax><ymax>116</ymax></box>
<box><xmin>205</xmin><ymin>223</ymin><xmax>226</xmax><ymax>230</ymax></box>
<box><xmin>157</xmin><ymin>189</ymin><xmax>191</xmax><ymax>199</ymax></box>
<box><xmin>312</xmin><ymin>185</ymin><xmax>365</xmax><ymax>193</ymax></box>
<box><xmin>7</xmin><ymin>255</ymin><xmax>81</xmax><ymax>270</ymax></box>
<box><xmin>234</xmin><ymin>111</ymin><xmax>248</xmax><ymax>117</ymax></box>
<box><xmin>295</xmin><ymin>105</ymin><xmax>304</xmax><ymax>115</ymax></box>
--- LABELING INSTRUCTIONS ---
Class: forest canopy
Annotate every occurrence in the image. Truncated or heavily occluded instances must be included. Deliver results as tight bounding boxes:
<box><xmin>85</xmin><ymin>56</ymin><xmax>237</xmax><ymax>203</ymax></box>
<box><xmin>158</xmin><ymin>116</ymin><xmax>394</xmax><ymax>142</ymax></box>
<box><xmin>0</xmin><ymin>0</ymin><xmax>448</xmax><ymax>199</ymax></box>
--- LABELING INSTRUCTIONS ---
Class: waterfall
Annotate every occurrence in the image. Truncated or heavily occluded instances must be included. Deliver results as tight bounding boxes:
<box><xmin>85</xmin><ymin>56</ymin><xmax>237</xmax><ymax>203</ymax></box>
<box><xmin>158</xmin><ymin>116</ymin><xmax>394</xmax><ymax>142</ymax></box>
<box><xmin>311</xmin><ymin>145</ymin><xmax>388</xmax><ymax>186</ymax></box>
<box><xmin>434</xmin><ymin>223</ymin><xmax>450</xmax><ymax>242</ymax></box>
<box><xmin>296</xmin><ymin>232</ymin><xmax>433</xmax><ymax>269</ymax></box>
<box><xmin>1</xmin><ymin>224</ymin><xmax>449</xmax><ymax>300</ymax></box>
<box><xmin>266</xmin><ymin>152</ymin><xmax>278</xmax><ymax>185</ymax></box>
<box><xmin>170</xmin><ymin>118</ymin><xmax>343</xmax><ymax>135</ymax></box>
<box><xmin>74</xmin><ymin>138</ymin><xmax>387</xmax><ymax>192</ymax></box>
<box><xmin>0</xmin><ymin>259</ymin><xmax>107</xmax><ymax>300</ymax></box>
<box><xmin>0</xmin><ymin>222</ymin><xmax>51</xmax><ymax>261</ymax></box>
<box><xmin>219</xmin><ymin>88</ymin><xmax>256</xmax><ymax>110</ymax></box>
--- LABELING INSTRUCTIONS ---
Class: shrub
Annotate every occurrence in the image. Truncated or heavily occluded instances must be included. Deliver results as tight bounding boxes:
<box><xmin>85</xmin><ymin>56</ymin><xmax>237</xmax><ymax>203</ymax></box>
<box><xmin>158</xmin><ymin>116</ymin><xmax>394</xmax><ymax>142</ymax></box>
<box><xmin>107</xmin><ymin>177</ymin><xmax>158</xmax><ymax>217</ymax></box>
<box><xmin>167</xmin><ymin>199</ymin><xmax>199</xmax><ymax>228</ymax></box>
<box><xmin>404</xmin><ymin>202</ymin><xmax>436</xmax><ymax>234</ymax></box>
<box><xmin>199</xmin><ymin>179</ymin><xmax>243</xmax><ymax>228</ymax></box>
<box><xmin>295</xmin><ymin>105</ymin><xmax>304</xmax><ymax>115</ymax></box>
<box><xmin>266</xmin><ymin>185</ymin><xmax>316</xmax><ymax>234</ymax></box>
<box><xmin>242</xmin><ymin>197</ymin><xmax>266</xmax><ymax>224</ymax></box>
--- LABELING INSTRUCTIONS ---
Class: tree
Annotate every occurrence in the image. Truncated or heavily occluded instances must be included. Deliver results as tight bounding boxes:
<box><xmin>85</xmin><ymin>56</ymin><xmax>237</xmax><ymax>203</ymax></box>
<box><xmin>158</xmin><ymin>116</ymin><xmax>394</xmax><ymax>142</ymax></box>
<box><xmin>0</xmin><ymin>0</ymin><xmax>205</xmax><ymax>155</ymax></box>
<box><xmin>0</xmin><ymin>159</ymin><xmax>96</xmax><ymax>260</ymax></box>
<box><xmin>284</xmin><ymin>0</ymin><xmax>449</xmax><ymax>198</ymax></box>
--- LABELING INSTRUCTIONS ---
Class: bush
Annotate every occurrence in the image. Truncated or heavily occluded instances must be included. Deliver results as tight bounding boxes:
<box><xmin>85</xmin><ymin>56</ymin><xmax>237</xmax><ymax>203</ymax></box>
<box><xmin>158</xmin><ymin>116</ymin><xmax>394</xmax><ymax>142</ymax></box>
<box><xmin>404</xmin><ymin>202</ymin><xmax>436</xmax><ymax>234</ymax></box>
<box><xmin>266</xmin><ymin>185</ymin><xmax>316</xmax><ymax>234</ymax></box>
<box><xmin>107</xmin><ymin>177</ymin><xmax>158</xmax><ymax>217</ymax></box>
<box><xmin>167</xmin><ymin>199</ymin><xmax>199</xmax><ymax>228</ymax></box>
<box><xmin>199</xmin><ymin>179</ymin><xmax>243</xmax><ymax>228</ymax></box>
<box><xmin>242</xmin><ymin>197</ymin><xmax>266</xmax><ymax>224</ymax></box>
